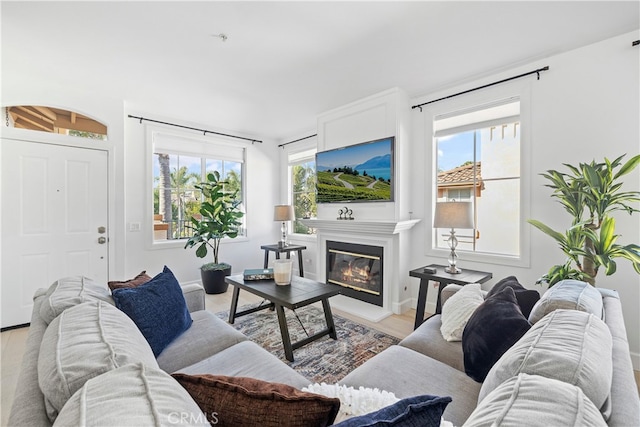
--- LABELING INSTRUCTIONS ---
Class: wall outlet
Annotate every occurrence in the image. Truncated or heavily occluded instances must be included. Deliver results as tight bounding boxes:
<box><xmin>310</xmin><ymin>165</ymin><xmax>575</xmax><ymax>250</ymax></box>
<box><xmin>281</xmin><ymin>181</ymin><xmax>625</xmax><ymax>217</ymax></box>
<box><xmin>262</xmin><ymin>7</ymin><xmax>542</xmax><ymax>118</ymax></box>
<box><xmin>128</xmin><ymin>222</ymin><xmax>141</xmax><ymax>232</ymax></box>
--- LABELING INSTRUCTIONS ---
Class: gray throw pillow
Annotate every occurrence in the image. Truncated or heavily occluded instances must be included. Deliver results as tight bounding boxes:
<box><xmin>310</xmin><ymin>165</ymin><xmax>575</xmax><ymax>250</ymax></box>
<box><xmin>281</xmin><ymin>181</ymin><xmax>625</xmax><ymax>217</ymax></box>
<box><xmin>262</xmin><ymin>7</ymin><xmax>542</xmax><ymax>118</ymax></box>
<box><xmin>528</xmin><ymin>279</ymin><xmax>602</xmax><ymax>324</ymax></box>
<box><xmin>39</xmin><ymin>275</ymin><xmax>112</xmax><ymax>324</ymax></box>
<box><xmin>464</xmin><ymin>373</ymin><xmax>607</xmax><ymax>427</ymax></box>
<box><xmin>54</xmin><ymin>363</ymin><xmax>209</xmax><ymax>427</ymax></box>
<box><xmin>480</xmin><ymin>309</ymin><xmax>612</xmax><ymax>412</ymax></box>
<box><xmin>38</xmin><ymin>300</ymin><xmax>158</xmax><ymax>422</ymax></box>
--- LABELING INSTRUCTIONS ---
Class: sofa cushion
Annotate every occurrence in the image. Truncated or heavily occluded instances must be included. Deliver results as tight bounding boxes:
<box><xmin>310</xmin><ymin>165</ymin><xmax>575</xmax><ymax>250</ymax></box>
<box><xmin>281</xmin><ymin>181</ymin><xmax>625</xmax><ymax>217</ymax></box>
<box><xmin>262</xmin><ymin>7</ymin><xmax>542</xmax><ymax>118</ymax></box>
<box><xmin>462</xmin><ymin>286</ymin><xmax>531</xmax><ymax>382</ymax></box>
<box><xmin>480</xmin><ymin>309</ymin><xmax>612</xmax><ymax>411</ymax></box>
<box><xmin>440</xmin><ymin>283</ymin><xmax>484</xmax><ymax>342</ymax></box>
<box><xmin>112</xmin><ymin>265</ymin><xmax>193</xmax><ymax>357</ymax></box>
<box><xmin>528</xmin><ymin>279</ymin><xmax>602</xmax><ymax>324</ymax></box>
<box><xmin>340</xmin><ymin>345</ymin><xmax>481</xmax><ymax>427</ymax></box>
<box><xmin>334</xmin><ymin>394</ymin><xmax>452</xmax><ymax>427</ymax></box>
<box><xmin>107</xmin><ymin>270</ymin><xmax>152</xmax><ymax>291</ymax></box>
<box><xmin>463</xmin><ymin>373</ymin><xmax>607</xmax><ymax>427</ymax></box>
<box><xmin>399</xmin><ymin>315</ymin><xmax>465</xmax><ymax>371</ymax></box>
<box><xmin>39</xmin><ymin>276</ymin><xmax>112</xmax><ymax>324</ymax></box>
<box><xmin>172</xmin><ymin>373</ymin><xmax>341</xmax><ymax>427</ymax></box>
<box><xmin>176</xmin><ymin>341</ymin><xmax>310</xmax><ymax>389</ymax></box>
<box><xmin>54</xmin><ymin>363</ymin><xmax>208</xmax><ymax>427</ymax></box>
<box><xmin>485</xmin><ymin>275</ymin><xmax>539</xmax><ymax>318</ymax></box>
<box><xmin>156</xmin><ymin>310</ymin><xmax>248</xmax><ymax>373</ymax></box>
<box><xmin>38</xmin><ymin>300</ymin><xmax>158</xmax><ymax>422</ymax></box>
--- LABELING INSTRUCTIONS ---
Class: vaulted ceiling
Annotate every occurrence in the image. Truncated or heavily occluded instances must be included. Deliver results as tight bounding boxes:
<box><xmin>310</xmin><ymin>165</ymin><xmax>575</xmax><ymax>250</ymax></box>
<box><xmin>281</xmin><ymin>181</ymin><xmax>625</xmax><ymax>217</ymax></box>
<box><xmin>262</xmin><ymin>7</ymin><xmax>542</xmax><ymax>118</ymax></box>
<box><xmin>2</xmin><ymin>1</ymin><xmax>638</xmax><ymax>141</ymax></box>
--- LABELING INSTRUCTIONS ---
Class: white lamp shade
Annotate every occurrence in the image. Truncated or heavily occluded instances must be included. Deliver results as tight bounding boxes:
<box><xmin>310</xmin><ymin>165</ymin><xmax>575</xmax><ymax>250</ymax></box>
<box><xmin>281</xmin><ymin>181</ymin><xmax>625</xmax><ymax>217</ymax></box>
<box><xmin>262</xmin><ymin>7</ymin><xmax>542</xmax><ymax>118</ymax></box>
<box><xmin>274</xmin><ymin>205</ymin><xmax>295</xmax><ymax>221</ymax></box>
<box><xmin>433</xmin><ymin>201</ymin><xmax>473</xmax><ymax>229</ymax></box>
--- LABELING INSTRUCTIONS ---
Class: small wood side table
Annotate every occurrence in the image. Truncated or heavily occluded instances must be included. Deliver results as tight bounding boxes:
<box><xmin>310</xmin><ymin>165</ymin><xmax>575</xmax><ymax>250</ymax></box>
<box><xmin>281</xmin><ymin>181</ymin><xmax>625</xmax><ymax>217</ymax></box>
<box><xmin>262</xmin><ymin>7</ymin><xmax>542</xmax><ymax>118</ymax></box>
<box><xmin>260</xmin><ymin>244</ymin><xmax>307</xmax><ymax>277</ymax></box>
<box><xmin>409</xmin><ymin>264</ymin><xmax>492</xmax><ymax>330</ymax></box>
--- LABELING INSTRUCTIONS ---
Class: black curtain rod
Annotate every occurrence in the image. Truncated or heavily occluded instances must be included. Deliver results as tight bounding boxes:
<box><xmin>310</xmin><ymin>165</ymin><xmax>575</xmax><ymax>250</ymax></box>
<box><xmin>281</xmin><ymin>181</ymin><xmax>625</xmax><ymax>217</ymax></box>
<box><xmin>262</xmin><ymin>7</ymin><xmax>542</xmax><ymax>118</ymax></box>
<box><xmin>127</xmin><ymin>115</ymin><xmax>262</xmax><ymax>144</ymax></box>
<box><xmin>278</xmin><ymin>133</ymin><xmax>317</xmax><ymax>148</ymax></box>
<box><xmin>411</xmin><ymin>66</ymin><xmax>550</xmax><ymax>112</ymax></box>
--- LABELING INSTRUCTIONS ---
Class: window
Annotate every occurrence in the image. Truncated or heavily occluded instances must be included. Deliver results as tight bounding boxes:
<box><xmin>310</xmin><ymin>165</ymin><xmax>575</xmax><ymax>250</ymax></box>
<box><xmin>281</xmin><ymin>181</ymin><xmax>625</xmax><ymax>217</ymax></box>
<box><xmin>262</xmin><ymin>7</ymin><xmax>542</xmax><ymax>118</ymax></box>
<box><xmin>151</xmin><ymin>131</ymin><xmax>245</xmax><ymax>242</ymax></box>
<box><xmin>434</xmin><ymin>99</ymin><xmax>521</xmax><ymax>257</ymax></box>
<box><xmin>288</xmin><ymin>148</ymin><xmax>317</xmax><ymax>235</ymax></box>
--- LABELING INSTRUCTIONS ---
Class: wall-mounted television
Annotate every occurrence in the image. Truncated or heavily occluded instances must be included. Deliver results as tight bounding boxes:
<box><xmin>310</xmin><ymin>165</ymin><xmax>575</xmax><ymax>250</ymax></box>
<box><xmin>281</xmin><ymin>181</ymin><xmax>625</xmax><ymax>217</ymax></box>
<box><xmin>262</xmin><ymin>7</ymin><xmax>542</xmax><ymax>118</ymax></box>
<box><xmin>316</xmin><ymin>136</ymin><xmax>394</xmax><ymax>203</ymax></box>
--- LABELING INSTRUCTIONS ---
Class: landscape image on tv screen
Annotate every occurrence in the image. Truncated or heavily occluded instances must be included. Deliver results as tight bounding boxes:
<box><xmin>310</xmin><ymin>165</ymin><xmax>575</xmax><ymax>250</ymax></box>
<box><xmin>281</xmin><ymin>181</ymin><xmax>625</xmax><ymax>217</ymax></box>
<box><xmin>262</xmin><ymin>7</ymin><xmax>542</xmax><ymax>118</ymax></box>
<box><xmin>316</xmin><ymin>136</ymin><xmax>394</xmax><ymax>203</ymax></box>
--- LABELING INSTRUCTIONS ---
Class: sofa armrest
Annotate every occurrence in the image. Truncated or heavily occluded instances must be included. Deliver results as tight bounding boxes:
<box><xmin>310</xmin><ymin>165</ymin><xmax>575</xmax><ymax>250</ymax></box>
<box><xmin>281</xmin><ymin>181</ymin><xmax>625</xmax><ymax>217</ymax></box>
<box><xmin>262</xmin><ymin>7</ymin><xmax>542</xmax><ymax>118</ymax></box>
<box><xmin>181</xmin><ymin>283</ymin><xmax>205</xmax><ymax>312</ymax></box>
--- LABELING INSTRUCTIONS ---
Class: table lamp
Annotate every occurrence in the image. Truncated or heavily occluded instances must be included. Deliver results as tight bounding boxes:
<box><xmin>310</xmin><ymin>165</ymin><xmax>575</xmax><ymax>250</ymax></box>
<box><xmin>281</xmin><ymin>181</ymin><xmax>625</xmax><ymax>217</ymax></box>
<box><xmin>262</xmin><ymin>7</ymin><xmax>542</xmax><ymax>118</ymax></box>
<box><xmin>433</xmin><ymin>201</ymin><xmax>473</xmax><ymax>274</ymax></box>
<box><xmin>274</xmin><ymin>205</ymin><xmax>295</xmax><ymax>248</ymax></box>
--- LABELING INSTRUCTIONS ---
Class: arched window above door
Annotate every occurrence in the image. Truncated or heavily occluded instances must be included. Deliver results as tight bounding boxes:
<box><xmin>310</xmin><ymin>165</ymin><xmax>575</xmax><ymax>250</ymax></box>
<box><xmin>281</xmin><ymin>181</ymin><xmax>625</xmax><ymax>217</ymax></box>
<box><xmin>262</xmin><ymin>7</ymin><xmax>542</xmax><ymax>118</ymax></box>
<box><xmin>5</xmin><ymin>106</ymin><xmax>107</xmax><ymax>140</ymax></box>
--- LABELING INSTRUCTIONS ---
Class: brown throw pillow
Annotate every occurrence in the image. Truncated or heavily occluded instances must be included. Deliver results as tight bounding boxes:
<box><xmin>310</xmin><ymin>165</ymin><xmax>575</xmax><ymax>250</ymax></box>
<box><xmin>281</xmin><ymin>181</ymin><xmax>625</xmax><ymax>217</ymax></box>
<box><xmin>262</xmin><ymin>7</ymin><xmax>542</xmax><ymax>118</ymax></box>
<box><xmin>107</xmin><ymin>271</ymin><xmax>152</xmax><ymax>291</ymax></box>
<box><xmin>171</xmin><ymin>374</ymin><xmax>340</xmax><ymax>427</ymax></box>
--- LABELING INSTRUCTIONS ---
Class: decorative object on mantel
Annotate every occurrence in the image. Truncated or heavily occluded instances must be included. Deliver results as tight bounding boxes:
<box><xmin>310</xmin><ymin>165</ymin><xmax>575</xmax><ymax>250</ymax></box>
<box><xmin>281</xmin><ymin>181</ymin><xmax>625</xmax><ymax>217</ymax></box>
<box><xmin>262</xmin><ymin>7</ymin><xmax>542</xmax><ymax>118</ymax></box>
<box><xmin>338</xmin><ymin>207</ymin><xmax>354</xmax><ymax>220</ymax></box>
<box><xmin>433</xmin><ymin>201</ymin><xmax>474</xmax><ymax>274</ymax></box>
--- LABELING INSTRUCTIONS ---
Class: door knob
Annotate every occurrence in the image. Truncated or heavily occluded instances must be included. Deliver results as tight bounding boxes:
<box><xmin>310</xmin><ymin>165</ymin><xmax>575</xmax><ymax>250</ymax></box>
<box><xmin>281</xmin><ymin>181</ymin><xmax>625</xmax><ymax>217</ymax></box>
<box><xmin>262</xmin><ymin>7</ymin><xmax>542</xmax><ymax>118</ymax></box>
<box><xmin>98</xmin><ymin>226</ymin><xmax>106</xmax><ymax>234</ymax></box>
<box><xmin>98</xmin><ymin>237</ymin><xmax>107</xmax><ymax>244</ymax></box>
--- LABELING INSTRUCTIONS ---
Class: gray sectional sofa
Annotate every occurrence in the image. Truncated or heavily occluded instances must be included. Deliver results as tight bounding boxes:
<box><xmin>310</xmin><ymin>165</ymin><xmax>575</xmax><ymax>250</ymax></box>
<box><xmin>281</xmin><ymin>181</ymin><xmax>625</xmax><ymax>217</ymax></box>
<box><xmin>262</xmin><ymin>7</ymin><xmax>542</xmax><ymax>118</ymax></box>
<box><xmin>8</xmin><ymin>277</ymin><xmax>640</xmax><ymax>426</ymax></box>
<box><xmin>341</xmin><ymin>283</ymin><xmax>640</xmax><ymax>426</ymax></box>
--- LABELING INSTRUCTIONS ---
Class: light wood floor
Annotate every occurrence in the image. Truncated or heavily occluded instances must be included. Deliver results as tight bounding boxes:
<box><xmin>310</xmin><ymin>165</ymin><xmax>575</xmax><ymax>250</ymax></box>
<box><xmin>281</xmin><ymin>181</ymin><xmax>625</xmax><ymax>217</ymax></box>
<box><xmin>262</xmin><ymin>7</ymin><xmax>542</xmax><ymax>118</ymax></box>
<box><xmin>2</xmin><ymin>289</ymin><xmax>639</xmax><ymax>425</ymax></box>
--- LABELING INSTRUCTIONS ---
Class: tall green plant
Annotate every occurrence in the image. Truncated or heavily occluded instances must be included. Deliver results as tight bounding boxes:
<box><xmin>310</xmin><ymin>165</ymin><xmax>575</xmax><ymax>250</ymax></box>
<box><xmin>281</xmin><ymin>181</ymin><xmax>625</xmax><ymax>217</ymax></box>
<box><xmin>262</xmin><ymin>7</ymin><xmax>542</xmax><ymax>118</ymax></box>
<box><xmin>184</xmin><ymin>171</ymin><xmax>244</xmax><ymax>265</ymax></box>
<box><xmin>528</xmin><ymin>154</ymin><xmax>640</xmax><ymax>286</ymax></box>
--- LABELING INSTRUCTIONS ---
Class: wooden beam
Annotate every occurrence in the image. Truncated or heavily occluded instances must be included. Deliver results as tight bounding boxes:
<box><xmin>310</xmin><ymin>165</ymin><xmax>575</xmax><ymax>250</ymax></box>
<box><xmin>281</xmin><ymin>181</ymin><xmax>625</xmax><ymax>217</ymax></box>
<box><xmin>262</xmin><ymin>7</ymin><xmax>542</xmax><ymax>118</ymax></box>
<box><xmin>54</xmin><ymin>115</ymin><xmax>107</xmax><ymax>135</ymax></box>
<box><xmin>11</xmin><ymin>108</ymin><xmax>55</xmax><ymax>132</ymax></box>
<box><xmin>15</xmin><ymin>106</ymin><xmax>55</xmax><ymax>124</ymax></box>
<box><xmin>70</xmin><ymin>112</ymin><xmax>76</xmax><ymax>124</ymax></box>
<box><xmin>32</xmin><ymin>106</ymin><xmax>57</xmax><ymax>121</ymax></box>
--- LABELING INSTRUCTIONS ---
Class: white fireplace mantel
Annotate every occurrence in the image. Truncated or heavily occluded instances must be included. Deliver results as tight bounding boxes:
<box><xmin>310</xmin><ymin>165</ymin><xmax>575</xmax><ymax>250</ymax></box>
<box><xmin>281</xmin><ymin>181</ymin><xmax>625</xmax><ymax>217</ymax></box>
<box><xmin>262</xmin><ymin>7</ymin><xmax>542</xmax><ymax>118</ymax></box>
<box><xmin>299</xmin><ymin>219</ymin><xmax>420</xmax><ymax>235</ymax></box>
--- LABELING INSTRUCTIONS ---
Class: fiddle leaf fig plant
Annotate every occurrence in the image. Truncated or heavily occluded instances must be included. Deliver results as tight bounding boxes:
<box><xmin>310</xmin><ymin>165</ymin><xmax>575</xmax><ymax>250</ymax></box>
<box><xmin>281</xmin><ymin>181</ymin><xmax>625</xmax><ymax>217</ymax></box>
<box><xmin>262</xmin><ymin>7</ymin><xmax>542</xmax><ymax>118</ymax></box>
<box><xmin>528</xmin><ymin>154</ymin><xmax>640</xmax><ymax>286</ymax></box>
<box><xmin>184</xmin><ymin>171</ymin><xmax>244</xmax><ymax>267</ymax></box>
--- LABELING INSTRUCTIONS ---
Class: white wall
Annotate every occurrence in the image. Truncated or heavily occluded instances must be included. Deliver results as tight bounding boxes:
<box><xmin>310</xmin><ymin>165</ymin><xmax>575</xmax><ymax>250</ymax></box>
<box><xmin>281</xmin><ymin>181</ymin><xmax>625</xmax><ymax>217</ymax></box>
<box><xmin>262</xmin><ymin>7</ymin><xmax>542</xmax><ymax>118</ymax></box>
<box><xmin>410</xmin><ymin>30</ymin><xmax>640</xmax><ymax>367</ymax></box>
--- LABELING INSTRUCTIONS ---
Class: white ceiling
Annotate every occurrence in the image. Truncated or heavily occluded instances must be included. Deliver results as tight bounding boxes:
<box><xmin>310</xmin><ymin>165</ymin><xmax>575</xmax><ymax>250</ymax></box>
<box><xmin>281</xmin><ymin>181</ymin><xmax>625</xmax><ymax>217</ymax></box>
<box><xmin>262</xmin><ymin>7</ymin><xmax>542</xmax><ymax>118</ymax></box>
<box><xmin>2</xmin><ymin>1</ymin><xmax>639</xmax><ymax>142</ymax></box>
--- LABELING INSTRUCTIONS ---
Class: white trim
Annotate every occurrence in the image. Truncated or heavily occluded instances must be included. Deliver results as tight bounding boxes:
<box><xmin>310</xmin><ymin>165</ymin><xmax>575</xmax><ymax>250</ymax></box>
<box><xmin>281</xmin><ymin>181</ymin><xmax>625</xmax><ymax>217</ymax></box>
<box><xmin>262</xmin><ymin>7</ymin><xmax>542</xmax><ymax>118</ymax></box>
<box><xmin>423</xmin><ymin>79</ymin><xmax>532</xmax><ymax>268</ymax></box>
<box><xmin>144</xmin><ymin>123</ymin><xmax>247</xmax><ymax>250</ymax></box>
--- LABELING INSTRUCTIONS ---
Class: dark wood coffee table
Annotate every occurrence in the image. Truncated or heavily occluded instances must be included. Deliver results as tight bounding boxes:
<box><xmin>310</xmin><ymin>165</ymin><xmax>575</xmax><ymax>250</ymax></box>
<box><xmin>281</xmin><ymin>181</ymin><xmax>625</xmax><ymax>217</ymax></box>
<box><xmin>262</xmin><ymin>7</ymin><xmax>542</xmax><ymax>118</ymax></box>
<box><xmin>225</xmin><ymin>274</ymin><xmax>341</xmax><ymax>361</ymax></box>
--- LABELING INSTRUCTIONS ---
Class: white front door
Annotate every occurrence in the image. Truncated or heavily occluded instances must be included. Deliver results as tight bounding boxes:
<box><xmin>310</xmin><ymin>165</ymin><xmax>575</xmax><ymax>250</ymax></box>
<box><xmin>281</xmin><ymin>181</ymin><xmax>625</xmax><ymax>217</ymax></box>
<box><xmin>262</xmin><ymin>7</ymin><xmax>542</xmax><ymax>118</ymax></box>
<box><xmin>1</xmin><ymin>138</ymin><xmax>108</xmax><ymax>328</ymax></box>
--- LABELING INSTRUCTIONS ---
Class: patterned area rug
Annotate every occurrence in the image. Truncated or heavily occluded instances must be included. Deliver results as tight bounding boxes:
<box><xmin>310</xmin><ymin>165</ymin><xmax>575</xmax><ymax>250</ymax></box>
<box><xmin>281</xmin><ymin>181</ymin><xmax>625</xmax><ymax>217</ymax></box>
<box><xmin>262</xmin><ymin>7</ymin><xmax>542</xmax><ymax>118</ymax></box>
<box><xmin>215</xmin><ymin>303</ymin><xmax>400</xmax><ymax>384</ymax></box>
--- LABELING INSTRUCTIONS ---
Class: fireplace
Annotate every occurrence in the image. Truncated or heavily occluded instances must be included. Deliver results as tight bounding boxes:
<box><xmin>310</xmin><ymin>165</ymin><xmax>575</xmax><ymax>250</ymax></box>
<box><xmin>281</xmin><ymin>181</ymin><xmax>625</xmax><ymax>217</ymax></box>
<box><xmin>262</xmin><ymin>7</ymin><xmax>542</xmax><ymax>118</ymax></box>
<box><xmin>326</xmin><ymin>240</ymin><xmax>383</xmax><ymax>307</ymax></box>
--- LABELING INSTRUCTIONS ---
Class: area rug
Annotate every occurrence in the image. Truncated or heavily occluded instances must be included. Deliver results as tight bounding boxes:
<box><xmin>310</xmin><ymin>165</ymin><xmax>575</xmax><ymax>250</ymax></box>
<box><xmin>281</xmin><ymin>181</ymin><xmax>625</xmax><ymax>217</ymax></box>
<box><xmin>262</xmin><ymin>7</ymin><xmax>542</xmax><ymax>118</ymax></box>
<box><xmin>215</xmin><ymin>304</ymin><xmax>400</xmax><ymax>384</ymax></box>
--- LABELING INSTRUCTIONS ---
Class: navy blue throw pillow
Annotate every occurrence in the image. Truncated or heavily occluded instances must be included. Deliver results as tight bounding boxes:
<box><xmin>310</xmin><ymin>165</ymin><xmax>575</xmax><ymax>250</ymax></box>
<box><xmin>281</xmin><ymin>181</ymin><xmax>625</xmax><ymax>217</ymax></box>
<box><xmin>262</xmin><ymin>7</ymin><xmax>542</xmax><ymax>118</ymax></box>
<box><xmin>112</xmin><ymin>266</ymin><xmax>192</xmax><ymax>357</ymax></box>
<box><xmin>334</xmin><ymin>394</ymin><xmax>452</xmax><ymax>427</ymax></box>
<box><xmin>485</xmin><ymin>275</ymin><xmax>540</xmax><ymax>319</ymax></box>
<box><xmin>462</xmin><ymin>287</ymin><xmax>531</xmax><ymax>382</ymax></box>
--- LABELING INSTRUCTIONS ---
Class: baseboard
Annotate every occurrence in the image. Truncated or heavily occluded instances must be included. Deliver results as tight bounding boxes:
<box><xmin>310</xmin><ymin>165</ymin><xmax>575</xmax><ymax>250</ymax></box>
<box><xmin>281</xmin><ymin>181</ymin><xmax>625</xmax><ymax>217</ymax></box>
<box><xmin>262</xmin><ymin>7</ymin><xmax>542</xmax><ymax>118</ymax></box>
<box><xmin>1</xmin><ymin>322</ymin><xmax>30</xmax><ymax>332</ymax></box>
<box><xmin>392</xmin><ymin>298</ymin><xmax>413</xmax><ymax>315</ymax></box>
<box><xmin>331</xmin><ymin>295</ymin><xmax>392</xmax><ymax>323</ymax></box>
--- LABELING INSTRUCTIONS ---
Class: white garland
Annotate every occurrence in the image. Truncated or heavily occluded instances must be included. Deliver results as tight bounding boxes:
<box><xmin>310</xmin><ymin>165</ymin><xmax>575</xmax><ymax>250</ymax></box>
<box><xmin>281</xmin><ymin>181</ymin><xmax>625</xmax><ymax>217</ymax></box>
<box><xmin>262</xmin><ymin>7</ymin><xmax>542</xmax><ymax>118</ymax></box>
<box><xmin>302</xmin><ymin>383</ymin><xmax>455</xmax><ymax>426</ymax></box>
<box><xmin>303</xmin><ymin>383</ymin><xmax>400</xmax><ymax>423</ymax></box>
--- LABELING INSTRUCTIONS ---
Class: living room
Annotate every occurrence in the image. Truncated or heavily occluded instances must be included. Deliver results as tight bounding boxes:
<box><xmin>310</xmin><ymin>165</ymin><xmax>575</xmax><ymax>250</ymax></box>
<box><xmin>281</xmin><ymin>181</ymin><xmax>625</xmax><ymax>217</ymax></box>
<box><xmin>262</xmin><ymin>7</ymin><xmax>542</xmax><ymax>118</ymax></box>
<box><xmin>1</xmin><ymin>2</ymin><xmax>639</xmax><ymax>425</ymax></box>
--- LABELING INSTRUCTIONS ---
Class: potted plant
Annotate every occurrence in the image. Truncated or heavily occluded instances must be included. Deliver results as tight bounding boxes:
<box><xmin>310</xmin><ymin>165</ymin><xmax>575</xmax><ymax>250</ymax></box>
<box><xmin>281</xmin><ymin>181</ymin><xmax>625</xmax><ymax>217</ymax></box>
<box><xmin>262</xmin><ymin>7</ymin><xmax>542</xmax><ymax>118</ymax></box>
<box><xmin>528</xmin><ymin>154</ymin><xmax>640</xmax><ymax>287</ymax></box>
<box><xmin>184</xmin><ymin>171</ymin><xmax>244</xmax><ymax>294</ymax></box>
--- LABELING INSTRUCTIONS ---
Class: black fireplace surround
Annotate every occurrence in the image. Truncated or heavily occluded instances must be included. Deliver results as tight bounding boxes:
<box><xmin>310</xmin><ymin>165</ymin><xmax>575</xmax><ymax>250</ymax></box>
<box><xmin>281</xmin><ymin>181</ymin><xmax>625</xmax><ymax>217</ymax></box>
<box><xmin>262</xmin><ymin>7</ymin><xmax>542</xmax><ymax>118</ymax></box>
<box><xmin>326</xmin><ymin>240</ymin><xmax>383</xmax><ymax>306</ymax></box>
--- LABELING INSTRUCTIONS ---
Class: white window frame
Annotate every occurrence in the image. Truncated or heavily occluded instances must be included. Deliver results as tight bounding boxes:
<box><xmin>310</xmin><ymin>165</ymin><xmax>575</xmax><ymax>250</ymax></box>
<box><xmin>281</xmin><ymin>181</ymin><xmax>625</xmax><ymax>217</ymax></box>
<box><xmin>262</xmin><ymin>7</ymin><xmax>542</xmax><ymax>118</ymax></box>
<box><xmin>145</xmin><ymin>125</ymin><xmax>248</xmax><ymax>249</ymax></box>
<box><xmin>424</xmin><ymin>80</ymin><xmax>532</xmax><ymax>268</ymax></box>
<box><xmin>284</xmin><ymin>141</ymin><xmax>317</xmax><ymax>242</ymax></box>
